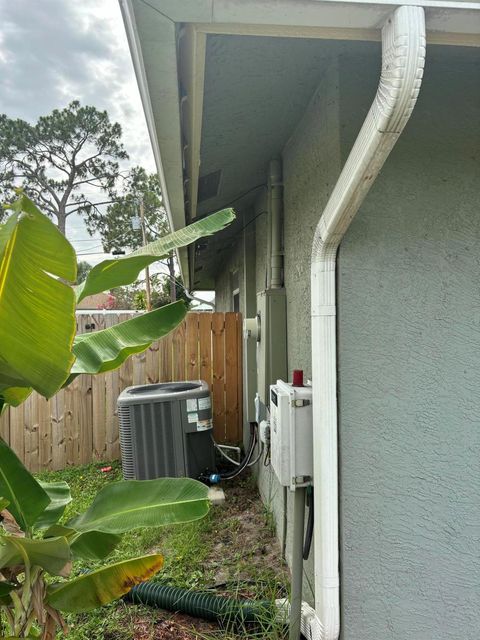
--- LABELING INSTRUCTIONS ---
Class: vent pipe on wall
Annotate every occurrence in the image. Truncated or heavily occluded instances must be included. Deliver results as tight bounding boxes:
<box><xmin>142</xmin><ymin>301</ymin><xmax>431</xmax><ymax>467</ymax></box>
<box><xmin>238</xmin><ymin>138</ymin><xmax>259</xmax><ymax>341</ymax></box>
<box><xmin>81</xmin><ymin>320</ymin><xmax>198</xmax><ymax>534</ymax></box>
<box><xmin>269</xmin><ymin>158</ymin><xmax>284</xmax><ymax>289</ymax></box>
<box><xmin>310</xmin><ymin>7</ymin><xmax>426</xmax><ymax>639</ymax></box>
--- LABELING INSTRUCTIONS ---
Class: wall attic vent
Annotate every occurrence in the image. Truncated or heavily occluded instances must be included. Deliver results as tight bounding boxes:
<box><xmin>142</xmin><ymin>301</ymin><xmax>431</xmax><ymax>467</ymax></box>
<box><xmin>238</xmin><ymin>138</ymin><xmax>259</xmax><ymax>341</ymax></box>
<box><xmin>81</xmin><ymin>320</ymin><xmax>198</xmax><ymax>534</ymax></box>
<box><xmin>197</xmin><ymin>169</ymin><xmax>222</xmax><ymax>203</ymax></box>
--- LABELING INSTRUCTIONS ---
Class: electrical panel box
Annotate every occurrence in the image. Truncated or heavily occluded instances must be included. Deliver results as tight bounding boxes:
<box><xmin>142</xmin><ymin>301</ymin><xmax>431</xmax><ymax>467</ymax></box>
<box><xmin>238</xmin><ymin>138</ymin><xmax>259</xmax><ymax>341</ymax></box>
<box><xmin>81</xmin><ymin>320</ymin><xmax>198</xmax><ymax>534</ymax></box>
<box><xmin>270</xmin><ymin>380</ymin><xmax>313</xmax><ymax>490</ymax></box>
<box><xmin>256</xmin><ymin>289</ymin><xmax>287</xmax><ymax>405</ymax></box>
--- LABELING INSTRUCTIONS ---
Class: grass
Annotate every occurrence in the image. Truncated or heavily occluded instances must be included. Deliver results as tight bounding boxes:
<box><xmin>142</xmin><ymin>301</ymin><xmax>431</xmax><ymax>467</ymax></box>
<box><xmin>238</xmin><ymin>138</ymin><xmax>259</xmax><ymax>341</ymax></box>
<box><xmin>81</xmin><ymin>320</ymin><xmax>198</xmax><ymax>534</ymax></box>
<box><xmin>35</xmin><ymin>461</ymin><xmax>290</xmax><ymax>640</ymax></box>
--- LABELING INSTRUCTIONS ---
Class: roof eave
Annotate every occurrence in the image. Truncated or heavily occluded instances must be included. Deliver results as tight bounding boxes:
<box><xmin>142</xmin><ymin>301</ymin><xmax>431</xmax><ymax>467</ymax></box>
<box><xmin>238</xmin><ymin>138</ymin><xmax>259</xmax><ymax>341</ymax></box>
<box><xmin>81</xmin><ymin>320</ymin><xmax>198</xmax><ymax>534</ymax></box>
<box><xmin>121</xmin><ymin>0</ymin><xmax>480</xmax><ymax>288</ymax></box>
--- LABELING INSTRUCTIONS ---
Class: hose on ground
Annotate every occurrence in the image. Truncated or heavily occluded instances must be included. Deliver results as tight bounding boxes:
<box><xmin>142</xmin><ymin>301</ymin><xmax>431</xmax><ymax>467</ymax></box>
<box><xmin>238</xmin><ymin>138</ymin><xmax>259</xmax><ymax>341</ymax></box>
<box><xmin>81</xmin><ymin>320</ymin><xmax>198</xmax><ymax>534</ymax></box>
<box><xmin>125</xmin><ymin>582</ymin><xmax>275</xmax><ymax>625</ymax></box>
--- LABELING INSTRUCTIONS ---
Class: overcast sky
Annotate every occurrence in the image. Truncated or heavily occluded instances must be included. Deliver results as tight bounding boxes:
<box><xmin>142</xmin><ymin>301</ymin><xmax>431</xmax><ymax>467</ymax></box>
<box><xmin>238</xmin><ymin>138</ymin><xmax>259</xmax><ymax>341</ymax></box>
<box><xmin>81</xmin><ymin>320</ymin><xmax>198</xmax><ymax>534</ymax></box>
<box><xmin>0</xmin><ymin>0</ymin><xmax>156</xmax><ymax>261</ymax></box>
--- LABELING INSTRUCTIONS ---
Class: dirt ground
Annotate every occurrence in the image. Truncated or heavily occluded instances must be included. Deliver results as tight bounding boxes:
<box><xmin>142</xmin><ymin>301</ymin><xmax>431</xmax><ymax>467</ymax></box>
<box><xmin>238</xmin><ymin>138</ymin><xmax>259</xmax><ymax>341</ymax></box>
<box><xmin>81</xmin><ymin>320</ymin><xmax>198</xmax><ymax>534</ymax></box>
<box><xmin>125</xmin><ymin>474</ymin><xmax>289</xmax><ymax>640</ymax></box>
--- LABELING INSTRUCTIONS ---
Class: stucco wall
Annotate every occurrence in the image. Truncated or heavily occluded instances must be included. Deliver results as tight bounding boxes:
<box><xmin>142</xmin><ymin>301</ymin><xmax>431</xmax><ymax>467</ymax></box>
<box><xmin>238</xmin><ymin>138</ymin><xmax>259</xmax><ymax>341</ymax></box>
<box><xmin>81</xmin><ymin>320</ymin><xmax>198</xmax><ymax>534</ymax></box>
<box><xmin>214</xmin><ymin>239</ymin><xmax>244</xmax><ymax>313</ymax></box>
<box><xmin>337</xmin><ymin>45</ymin><xmax>480</xmax><ymax>639</ymax></box>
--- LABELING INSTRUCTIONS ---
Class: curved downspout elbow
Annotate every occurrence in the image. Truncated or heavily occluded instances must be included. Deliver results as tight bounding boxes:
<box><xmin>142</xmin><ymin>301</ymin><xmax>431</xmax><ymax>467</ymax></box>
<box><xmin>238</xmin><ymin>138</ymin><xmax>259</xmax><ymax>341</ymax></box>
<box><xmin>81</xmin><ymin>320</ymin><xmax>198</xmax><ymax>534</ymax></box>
<box><xmin>311</xmin><ymin>6</ymin><xmax>426</xmax><ymax>639</ymax></box>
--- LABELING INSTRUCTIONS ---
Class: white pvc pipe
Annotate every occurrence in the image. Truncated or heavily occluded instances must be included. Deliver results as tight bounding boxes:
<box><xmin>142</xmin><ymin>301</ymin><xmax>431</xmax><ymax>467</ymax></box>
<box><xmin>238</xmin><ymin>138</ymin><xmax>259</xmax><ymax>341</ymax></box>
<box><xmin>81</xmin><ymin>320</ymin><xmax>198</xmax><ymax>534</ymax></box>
<box><xmin>269</xmin><ymin>159</ymin><xmax>284</xmax><ymax>289</ymax></box>
<box><xmin>310</xmin><ymin>7</ymin><xmax>426</xmax><ymax>639</ymax></box>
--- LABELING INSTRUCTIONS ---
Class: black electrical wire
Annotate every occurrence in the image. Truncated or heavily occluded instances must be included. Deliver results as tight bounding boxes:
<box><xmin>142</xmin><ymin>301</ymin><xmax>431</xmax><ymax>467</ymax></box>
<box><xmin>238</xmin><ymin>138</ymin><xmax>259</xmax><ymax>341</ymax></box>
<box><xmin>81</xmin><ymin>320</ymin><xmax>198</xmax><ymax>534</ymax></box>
<box><xmin>217</xmin><ymin>423</ymin><xmax>257</xmax><ymax>480</ymax></box>
<box><xmin>303</xmin><ymin>486</ymin><xmax>314</xmax><ymax>560</ymax></box>
<box><xmin>263</xmin><ymin>443</ymin><xmax>270</xmax><ymax>466</ymax></box>
<box><xmin>191</xmin><ymin>184</ymin><xmax>266</xmax><ymax>223</ymax></box>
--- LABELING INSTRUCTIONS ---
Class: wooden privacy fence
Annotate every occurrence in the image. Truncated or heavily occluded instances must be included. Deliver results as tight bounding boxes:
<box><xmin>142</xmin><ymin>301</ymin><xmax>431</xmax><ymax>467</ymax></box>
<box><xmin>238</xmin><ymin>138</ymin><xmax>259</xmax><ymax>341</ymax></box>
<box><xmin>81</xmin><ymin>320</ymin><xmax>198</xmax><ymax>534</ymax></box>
<box><xmin>0</xmin><ymin>311</ymin><xmax>243</xmax><ymax>472</ymax></box>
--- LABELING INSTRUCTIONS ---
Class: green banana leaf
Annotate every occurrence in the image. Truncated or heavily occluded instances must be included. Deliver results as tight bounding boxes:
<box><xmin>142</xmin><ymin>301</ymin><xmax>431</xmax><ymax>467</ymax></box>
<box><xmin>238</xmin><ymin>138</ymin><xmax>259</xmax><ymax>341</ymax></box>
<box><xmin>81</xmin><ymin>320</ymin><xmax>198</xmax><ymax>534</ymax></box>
<box><xmin>70</xmin><ymin>530</ymin><xmax>122</xmax><ymax>561</ymax></box>
<box><xmin>44</xmin><ymin>525</ymin><xmax>121</xmax><ymax>561</ymax></box>
<box><xmin>0</xmin><ymin>581</ymin><xmax>16</xmax><ymax>597</ymax></box>
<box><xmin>67</xmin><ymin>477</ymin><xmax>209</xmax><ymax>534</ymax></box>
<box><xmin>47</xmin><ymin>554</ymin><xmax>163</xmax><ymax>613</ymax></box>
<box><xmin>67</xmin><ymin>301</ymin><xmax>187</xmax><ymax>379</ymax></box>
<box><xmin>0</xmin><ymin>386</ymin><xmax>32</xmax><ymax>412</ymax></box>
<box><xmin>0</xmin><ymin>195</ymin><xmax>76</xmax><ymax>398</ymax></box>
<box><xmin>0</xmin><ymin>438</ymin><xmax>50</xmax><ymax>531</ymax></box>
<box><xmin>0</xmin><ymin>536</ymin><xmax>71</xmax><ymax>577</ymax></box>
<box><xmin>34</xmin><ymin>481</ymin><xmax>72</xmax><ymax>530</ymax></box>
<box><xmin>75</xmin><ymin>208</ymin><xmax>235</xmax><ymax>302</ymax></box>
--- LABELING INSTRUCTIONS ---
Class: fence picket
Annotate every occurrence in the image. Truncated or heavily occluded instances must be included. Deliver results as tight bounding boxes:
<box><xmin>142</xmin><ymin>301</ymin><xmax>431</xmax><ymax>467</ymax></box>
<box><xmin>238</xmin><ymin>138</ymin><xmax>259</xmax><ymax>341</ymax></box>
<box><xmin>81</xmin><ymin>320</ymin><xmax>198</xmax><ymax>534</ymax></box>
<box><xmin>212</xmin><ymin>314</ymin><xmax>226</xmax><ymax>441</ymax></box>
<box><xmin>52</xmin><ymin>392</ymin><xmax>66</xmax><ymax>470</ymax></box>
<box><xmin>225</xmin><ymin>313</ymin><xmax>241</xmax><ymax>443</ymax></box>
<box><xmin>199</xmin><ymin>313</ymin><xmax>213</xmax><ymax>389</ymax></box>
<box><xmin>186</xmin><ymin>313</ymin><xmax>200</xmax><ymax>379</ymax></box>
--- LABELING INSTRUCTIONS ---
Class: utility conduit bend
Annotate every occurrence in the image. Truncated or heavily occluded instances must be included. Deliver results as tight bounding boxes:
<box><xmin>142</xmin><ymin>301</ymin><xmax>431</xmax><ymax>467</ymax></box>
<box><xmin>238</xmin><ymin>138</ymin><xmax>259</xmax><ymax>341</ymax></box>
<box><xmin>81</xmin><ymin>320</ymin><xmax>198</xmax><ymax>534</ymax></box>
<box><xmin>310</xmin><ymin>6</ymin><xmax>426</xmax><ymax>640</ymax></box>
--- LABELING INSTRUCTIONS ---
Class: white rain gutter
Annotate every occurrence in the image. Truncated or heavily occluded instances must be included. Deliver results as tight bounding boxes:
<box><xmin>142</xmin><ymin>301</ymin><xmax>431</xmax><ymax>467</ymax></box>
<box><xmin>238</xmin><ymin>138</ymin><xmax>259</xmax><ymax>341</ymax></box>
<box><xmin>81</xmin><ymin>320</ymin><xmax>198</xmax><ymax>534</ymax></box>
<box><xmin>310</xmin><ymin>6</ymin><xmax>426</xmax><ymax>639</ymax></box>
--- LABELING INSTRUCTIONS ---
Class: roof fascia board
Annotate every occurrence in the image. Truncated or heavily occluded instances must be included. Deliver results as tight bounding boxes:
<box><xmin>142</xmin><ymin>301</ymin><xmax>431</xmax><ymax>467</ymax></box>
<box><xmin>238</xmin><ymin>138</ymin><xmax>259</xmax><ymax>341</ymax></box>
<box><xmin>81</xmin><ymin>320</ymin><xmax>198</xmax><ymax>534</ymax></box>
<box><xmin>135</xmin><ymin>0</ymin><xmax>213</xmax><ymax>22</ymax></box>
<box><xmin>178</xmin><ymin>25</ymin><xmax>207</xmax><ymax>222</ymax></box>
<box><xmin>150</xmin><ymin>0</ymin><xmax>479</xmax><ymax>42</ymax></box>
<box><xmin>193</xmin><ymin>20</ymin><xmax>480</xmax><ymax>46</ymax></box>
<box><xmin>119</xmin><ymin>0</ymin><xmax>190</xmax><ymax>285</ymax></box>
<box><xmin>209</xmin><ymin>0</ymin><xmax>480</xmax><ymax>18</ymax></box>
<box><xmin>195</xmin><ymin>22</ymin><xmax>381</xmax><ymax>41</ymax></box>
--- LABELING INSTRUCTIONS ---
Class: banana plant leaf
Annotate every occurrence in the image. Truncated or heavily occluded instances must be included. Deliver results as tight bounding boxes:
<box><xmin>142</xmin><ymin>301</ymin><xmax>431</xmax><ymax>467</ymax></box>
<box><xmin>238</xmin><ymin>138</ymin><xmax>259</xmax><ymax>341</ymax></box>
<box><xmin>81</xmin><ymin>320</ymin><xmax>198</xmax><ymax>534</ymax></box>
<box><xmin>0</xmin><ymin>581</ymin><xmax>16</xmax><ymax>597</ymax></box>
<box><xmin>44</xmin><ymin>525</ymin><xmax>121</xmax><ymax>561</ymax></box>
<box><xmin>0</xmin><ymin>386</ymin><xmax>32</xmax><ymax>413</ymax></box>
<box><xmin>75</xmin><ymin>208</ymin><xmax>235</xmax><ymax>302</ymax></box>
<box><xmin>0</xmin><ymin>195</ymin><xmax>76</xmax><ymax>398</ymax></box>
<box><xmin>67</xmin><ymin>477</ymin><xmax>209</xmax><ymax>534</ymax></box>
<box><xmin>70</xmin><ymin>530</ymin><xmax>121</xmax><ymax>561</ymax></box>
<box><xmin>0</xmin><ymin>438</ymin><xmax>50</xmax><ymax>531</ymax></box>
<box><xmin>34</xmin><ymin>481</ymin><xmax>72</xmax><ymax>530</ymax></box>
<box><xmin>47</xmin><ymin>554</ymin><xmax>163</xmax><ymax>613</ymax></box>
<box><xmin>0</xmin><ymin>536</ymin><xmax>71</xmax><ymax>577</ymax></box>
<box><xmin>67</xmin><ymin>301</ymin><xmax>187</xmax><ymax>380</ymax></box>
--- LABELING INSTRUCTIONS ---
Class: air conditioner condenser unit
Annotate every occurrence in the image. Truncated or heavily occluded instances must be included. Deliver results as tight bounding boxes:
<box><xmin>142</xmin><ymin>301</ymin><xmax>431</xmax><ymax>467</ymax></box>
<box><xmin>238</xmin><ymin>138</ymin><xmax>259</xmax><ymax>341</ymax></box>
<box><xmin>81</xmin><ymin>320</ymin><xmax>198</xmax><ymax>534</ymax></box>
<box><xmin>118</xmin><ymin>381</ymin><xmax>215</xmax><ymax>480</ymax></box>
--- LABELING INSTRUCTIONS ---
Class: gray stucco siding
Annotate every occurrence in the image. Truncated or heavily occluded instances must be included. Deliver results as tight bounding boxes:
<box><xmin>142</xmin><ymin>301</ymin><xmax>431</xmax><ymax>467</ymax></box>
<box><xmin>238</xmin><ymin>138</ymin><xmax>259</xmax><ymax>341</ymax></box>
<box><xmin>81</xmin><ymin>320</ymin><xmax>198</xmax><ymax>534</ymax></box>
<box><xmin>337</xmin><ymin>46</ymin><xmax>480</xmax><ymax>639</ymax></box>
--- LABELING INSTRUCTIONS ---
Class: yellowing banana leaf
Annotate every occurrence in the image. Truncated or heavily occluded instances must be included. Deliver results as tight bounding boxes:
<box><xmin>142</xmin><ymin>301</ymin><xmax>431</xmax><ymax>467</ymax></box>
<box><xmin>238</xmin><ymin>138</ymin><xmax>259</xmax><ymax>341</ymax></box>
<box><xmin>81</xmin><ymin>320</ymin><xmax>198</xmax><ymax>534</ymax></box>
<box><xmin>68</xmin><ymin>301</ymin><xmax>186</xmax><ymax>379</ymax></box>
<box><xmin>0</xmin><ymin>536</ymin><xmax>71</xmax><ymax>577</ymax></box>
<box><xmin>0</xmin><ymin>438</ymin><xmax>50</xmax><ymax>531</ymax></box>
<box><xmin>67</xmin><ymin>477</ymin><xmax>209</xmax><ymax>534</ymax></box>
<box><xmin>34</xmin><ymin>481</ymin><xmax>72</xmax><ymax>530</ymax></box>
<box><xmin>0</xmin><ymin>195</ymin><xmax>76</xmax><ymax>398</ymax></box>
<box><xmin>75</xmin><ymin>208</ymin><xmax>235</xmax><ymax>302</ymax></box>
<box><xmin>47</xmin><ymin>554</ymin><xmax>163</xmax><ymax>613</ymax></box>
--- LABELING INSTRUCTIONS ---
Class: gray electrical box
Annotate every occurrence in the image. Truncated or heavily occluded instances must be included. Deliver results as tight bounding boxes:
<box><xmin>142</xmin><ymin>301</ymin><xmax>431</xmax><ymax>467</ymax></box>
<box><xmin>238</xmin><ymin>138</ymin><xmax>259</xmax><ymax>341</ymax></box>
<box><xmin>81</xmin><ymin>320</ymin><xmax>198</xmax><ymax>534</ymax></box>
<box><xmin>118</xmin><ymin>381</ymin><xmax>215</xmax><ymax>480</ymax></box>
<box><xmin>256</xmin><ymin>289</ymin><xmax>287</xmax><ymax>405</ymax></box>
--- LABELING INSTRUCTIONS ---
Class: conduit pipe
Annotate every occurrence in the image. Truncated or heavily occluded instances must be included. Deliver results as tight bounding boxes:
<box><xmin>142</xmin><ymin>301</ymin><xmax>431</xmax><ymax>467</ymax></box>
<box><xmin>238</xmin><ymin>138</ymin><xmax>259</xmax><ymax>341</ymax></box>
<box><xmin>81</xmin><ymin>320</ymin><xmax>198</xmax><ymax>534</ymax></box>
<box><xmin>310</xmin><ymin>7</ymin><xmax>426</xmax><ymax>639</ymax></box>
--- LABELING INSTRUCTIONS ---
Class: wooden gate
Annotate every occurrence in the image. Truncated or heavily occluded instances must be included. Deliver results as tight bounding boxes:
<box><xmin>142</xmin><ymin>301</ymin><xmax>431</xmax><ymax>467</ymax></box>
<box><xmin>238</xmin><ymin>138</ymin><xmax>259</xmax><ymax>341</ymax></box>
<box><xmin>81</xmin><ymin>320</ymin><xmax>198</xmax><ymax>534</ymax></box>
<box><xmin>0</xmin><ymin>311</ymin><xmax>243</xmax><ymax>471</ymax></box>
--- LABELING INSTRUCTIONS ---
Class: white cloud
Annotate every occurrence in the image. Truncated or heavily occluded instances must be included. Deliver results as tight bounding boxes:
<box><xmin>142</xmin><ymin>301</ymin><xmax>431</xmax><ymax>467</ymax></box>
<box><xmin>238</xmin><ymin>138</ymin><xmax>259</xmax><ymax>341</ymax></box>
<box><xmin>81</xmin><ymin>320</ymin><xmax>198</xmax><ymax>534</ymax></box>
<box><xmin>0</xmin><ymin>0</ymin><xmax>155</xmax><ymax>264</ymax></box>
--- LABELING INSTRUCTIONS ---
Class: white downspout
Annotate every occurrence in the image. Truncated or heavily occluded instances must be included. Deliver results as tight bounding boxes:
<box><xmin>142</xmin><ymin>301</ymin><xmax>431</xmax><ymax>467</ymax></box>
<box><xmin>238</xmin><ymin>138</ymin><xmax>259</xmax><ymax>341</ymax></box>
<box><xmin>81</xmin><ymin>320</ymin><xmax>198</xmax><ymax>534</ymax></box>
<box><xmin>311</xmin><ymin>6</ymin><xmax>426</xmax><ymax>639</ymax></box>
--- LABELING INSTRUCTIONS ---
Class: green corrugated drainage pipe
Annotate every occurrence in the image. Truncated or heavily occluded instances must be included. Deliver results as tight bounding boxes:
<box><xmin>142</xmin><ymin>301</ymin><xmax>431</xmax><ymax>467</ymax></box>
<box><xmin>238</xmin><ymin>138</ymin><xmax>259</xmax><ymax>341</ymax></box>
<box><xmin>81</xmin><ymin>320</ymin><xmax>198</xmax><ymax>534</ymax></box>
<box><xmin>126</xmin><ymin>582</ymin><xmax>275</xmax><ymax>625</ymax></box>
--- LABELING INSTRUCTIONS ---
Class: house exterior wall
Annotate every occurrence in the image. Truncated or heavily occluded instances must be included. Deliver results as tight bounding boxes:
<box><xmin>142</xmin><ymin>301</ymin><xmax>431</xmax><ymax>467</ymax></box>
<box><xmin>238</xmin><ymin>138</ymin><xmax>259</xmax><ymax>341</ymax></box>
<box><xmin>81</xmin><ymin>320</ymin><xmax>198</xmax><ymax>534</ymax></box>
<box><xmin>214</xmin><ymin>240</ymin><xmax>244</xmax><ymax>313</ymax></box>
<box><xmin>213</xmin><ymin>44</ymin><xmax>480</xmax><ymax>638</ymax></box>
<box><xmin>337</xmin><ymin>46</ymin><xmax>480</xmax><ymax>639</ymax></box>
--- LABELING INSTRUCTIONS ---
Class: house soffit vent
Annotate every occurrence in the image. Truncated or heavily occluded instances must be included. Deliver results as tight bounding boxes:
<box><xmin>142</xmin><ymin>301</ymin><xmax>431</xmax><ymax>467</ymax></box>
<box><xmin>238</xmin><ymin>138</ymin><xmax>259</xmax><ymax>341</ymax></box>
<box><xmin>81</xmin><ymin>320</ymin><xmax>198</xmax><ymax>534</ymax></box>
<box><xmin>197</xmin><ymin>169</ymin><xmax>222</xmax><ymax>203</ymax></box>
